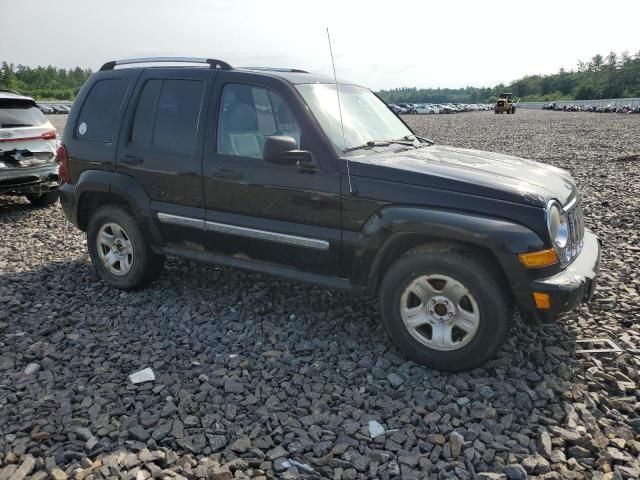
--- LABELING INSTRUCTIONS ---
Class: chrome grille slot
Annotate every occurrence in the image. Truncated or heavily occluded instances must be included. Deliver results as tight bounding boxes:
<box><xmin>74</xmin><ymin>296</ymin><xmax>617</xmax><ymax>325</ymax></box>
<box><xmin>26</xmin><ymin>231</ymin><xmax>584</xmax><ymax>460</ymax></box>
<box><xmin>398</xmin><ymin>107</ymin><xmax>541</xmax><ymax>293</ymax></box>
<box><xmin>564</xmin><ymin>196</ymin><xmax>584</xmax><ymax>261</ymax></box>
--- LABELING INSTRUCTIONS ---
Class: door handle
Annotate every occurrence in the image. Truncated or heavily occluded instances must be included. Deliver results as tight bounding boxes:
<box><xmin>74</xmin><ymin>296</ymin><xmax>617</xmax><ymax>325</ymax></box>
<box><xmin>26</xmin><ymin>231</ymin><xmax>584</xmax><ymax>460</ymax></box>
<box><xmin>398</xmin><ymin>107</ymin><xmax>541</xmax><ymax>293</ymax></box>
<box><xmin>121</xmin><ymin>155</ymin><xmax>143</xmax><ymax>166</ymax></box>
<box><xmin>211</xmin><ymin>168</ymin><xmax>243</xmax><ymax>180</ymax></box>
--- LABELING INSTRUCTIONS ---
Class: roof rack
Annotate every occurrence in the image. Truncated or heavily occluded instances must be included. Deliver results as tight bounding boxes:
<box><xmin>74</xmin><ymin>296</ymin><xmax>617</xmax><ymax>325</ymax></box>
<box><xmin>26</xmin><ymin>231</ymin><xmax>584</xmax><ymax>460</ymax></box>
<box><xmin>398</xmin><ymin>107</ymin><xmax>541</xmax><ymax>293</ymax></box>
<box><xmin>99</xmin><ymin>57</ymin><xmax>233</xmax><ymax>71</ymax></box>
<box><xmin>240</xmin><ymin>67</ymin><xmax>309</xmax><ymax>74</ymax></box>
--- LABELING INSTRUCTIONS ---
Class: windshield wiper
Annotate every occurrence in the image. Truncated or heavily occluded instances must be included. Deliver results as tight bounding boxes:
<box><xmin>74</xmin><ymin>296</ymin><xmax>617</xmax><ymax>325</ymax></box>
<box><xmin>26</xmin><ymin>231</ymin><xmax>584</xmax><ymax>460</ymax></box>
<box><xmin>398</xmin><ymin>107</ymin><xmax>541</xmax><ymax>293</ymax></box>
<box><xmin>344</xmin><ymin>139</ymin><xmax>416</xmax><ymax>153</ymax></box>
<box><xmin>343</xmin><ymin>140</ymin><xmax>388</xmax><ymax>152</ymax></box>
<box><xmin>395</xmin><ymin>135</ymin><xmax>435</xmax><ymax>146</ymax></box>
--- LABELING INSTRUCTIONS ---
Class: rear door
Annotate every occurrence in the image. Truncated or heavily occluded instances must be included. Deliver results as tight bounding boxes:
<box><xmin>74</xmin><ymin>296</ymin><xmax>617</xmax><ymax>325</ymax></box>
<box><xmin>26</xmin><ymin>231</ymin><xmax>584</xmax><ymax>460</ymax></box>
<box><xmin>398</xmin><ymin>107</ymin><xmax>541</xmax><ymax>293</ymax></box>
<box><xmin>116</xmin><ymin>68</ymin><xmax>216</xmax><ymax>246</ymax></box>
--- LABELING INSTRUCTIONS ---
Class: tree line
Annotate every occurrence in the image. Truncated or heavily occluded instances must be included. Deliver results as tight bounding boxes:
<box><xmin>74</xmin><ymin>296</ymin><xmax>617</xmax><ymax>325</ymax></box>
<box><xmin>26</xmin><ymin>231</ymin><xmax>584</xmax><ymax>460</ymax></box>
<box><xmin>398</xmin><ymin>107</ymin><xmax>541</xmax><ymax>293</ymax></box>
<box><xmin>0</xmin><ymin>62</ymin><xmax>93</xmax><ymax>100</ymax></box>
<box><xmin>2</xmin><ymin>51</ymin><xmax>640</xmax><ymax>103</ymax></box>
<box><xmin>378</xmin><ymin>51</ymin><xmax>640</xmax><ymax>104</ymax></box>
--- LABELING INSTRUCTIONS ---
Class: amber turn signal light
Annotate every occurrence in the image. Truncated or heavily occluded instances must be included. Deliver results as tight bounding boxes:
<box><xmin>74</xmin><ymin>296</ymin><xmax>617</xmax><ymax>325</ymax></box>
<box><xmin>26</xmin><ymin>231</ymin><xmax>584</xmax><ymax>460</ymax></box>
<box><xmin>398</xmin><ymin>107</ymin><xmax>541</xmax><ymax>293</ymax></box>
<box><xmin>533</xmin><ymin>292</ymin><xmax>551</xmax><ymax>309</ymax></box>
<box><xmin>518</xmin><ymin>249</ymin><xmax>559</xmax><ymax>268</ymax></box>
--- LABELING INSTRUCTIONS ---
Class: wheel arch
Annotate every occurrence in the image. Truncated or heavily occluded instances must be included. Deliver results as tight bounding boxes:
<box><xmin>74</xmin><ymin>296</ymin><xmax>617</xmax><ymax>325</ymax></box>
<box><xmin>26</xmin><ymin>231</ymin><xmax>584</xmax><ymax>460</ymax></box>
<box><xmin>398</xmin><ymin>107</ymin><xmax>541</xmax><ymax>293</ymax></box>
<box><xmin>74</xmin><ymin>170</ymin><xmax>164</xmax><ymax>249</ymax></box>
<box><xmin>352</xmin><ymin>206</ymin><xmax>546</xmax><ymax>297</ymax></box>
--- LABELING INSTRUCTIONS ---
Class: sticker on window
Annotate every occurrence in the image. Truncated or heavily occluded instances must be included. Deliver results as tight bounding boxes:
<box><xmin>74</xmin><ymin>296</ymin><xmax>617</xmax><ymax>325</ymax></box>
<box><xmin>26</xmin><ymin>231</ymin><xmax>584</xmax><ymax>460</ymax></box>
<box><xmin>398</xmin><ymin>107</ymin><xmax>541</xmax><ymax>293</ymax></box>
<box><xmin>78</xmin><ymin>122</ymin><xmax>87</xmax><ymax>135</ymax></box>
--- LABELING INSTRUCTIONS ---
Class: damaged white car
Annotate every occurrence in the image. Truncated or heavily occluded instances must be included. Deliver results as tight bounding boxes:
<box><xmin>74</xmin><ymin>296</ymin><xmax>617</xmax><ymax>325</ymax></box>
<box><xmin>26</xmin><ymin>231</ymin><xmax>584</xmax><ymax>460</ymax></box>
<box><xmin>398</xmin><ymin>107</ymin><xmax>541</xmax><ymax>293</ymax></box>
<box><xmin>0</xmin><ymin>90</ymin><xmax>60</xmax><ymax>206</ymax></box>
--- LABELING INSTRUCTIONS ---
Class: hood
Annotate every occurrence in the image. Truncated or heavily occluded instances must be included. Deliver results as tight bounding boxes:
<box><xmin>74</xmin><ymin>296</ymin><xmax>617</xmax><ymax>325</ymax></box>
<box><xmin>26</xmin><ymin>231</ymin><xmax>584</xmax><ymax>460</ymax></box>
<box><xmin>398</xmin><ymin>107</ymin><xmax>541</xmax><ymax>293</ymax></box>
<box><xmin>350</xmin><ymin>145</ymin><xmax>575</xmax><ymax>207</ymax></box>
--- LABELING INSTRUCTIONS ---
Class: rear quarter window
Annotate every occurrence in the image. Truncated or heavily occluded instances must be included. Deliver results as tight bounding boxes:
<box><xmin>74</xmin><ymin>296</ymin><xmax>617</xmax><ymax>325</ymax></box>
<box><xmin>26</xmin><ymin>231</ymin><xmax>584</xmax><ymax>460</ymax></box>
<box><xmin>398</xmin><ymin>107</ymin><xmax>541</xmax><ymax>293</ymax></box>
<box><xmin>76</xmin><ymin>78</ymin><xmax>130</xmax><ymax>142</ymax></box>
<box><xmin>0</xmin><ymin>99</ymin><xmax>47</xmax><ymax>128</ymax></box>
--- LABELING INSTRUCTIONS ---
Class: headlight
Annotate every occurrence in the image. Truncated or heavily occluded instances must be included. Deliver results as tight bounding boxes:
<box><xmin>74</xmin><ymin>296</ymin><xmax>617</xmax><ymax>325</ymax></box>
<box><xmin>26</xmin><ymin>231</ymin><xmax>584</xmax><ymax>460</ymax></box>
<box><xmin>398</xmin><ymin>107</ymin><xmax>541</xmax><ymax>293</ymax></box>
<box><xmin>547</xmin><ymin>201</ymin><xmax>569</xmax><ymax>249</ymax></box>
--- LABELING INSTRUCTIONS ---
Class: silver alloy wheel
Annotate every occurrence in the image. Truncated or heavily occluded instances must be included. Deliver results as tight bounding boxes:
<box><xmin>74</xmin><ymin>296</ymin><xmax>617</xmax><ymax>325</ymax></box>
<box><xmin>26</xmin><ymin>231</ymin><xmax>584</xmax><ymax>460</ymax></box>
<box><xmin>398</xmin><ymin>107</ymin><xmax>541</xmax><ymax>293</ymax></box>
<box><xmin>400</xmin><ymin>274</ymin><xmax>480</xmax><ymax>351</ymax></box>
<box><xmin>96</xmin><ymin>222</ymin><xmax>134</xmax><ymax>276</ymax></box>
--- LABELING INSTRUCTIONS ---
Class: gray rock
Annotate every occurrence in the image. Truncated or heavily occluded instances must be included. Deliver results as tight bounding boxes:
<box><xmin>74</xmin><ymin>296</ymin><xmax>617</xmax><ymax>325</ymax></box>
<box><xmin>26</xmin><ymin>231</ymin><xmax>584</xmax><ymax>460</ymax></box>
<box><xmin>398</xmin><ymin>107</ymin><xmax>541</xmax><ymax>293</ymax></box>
<box><xmin>224</xmin><ymin>379</ymin><xmax>244</xmax><ymax>394</ymax></box>
<box><xmin>129</xmin><ymin>425</ymin><xmax>150</xmax><ymax>442</ymax></box>
<box><xmin>230</xmin><ymin>436</ymin><xmax>251</xmax><ymax>453</ymax></box>
<box><xmin>386</xmin><ymin>373</ymin><xmax>404</xmax><ymax>387</ymax></box>
<box><xmin>24</xmin><ymin>363</ymin><xmax>40</xmax><ymax>375</ymax></box>
<box><xmin>504</xmin><ymin>464</ymin><xmax>528</xmax><ymax>480</ymax></box>
<box><xmin>266</xmin><ymin>445</ymin><xmax>288</xmax><ymax>461</ymax></box>
<box><xmin>449</xmin><ymin>431</ymin><xmax>464</xmax><ymax>459</ymax></box>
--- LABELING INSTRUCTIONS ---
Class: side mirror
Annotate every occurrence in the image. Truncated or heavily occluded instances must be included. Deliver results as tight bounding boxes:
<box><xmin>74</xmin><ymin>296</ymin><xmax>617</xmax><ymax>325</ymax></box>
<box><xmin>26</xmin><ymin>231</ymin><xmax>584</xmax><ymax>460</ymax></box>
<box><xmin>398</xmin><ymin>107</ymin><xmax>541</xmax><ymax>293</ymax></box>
<box><xmin>263</xmin><ymin>136</ymin><xmax>314</xmax><ymax>170</ymax></box>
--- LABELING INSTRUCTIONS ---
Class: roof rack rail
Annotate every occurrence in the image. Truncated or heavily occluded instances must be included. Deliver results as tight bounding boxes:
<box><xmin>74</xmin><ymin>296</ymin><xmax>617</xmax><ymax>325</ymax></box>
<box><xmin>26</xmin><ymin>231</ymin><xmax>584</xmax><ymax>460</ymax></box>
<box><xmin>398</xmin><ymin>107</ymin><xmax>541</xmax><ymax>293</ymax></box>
<box><xmin>240</xmin><ymin>67</ymin><xmax>309</xmax><ymax>74</ymax></box>
<box><xmin>100</xmin><ymin>57</ymin><xmax>233</xmax><ymax>71</ymax></box>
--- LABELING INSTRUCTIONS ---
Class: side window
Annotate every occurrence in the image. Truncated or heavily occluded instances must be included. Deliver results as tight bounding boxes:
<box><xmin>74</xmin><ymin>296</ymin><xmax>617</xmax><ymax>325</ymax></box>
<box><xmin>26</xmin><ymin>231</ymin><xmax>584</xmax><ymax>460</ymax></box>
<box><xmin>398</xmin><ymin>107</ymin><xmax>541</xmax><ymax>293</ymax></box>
<box><xmin>77</xmin><ymin>78</ymin><xmax>129</xmax><ymax>142</ymax></box>
<box><xmin>130</xmin><ymin>79</ymin><xmax>205</xmax><ymax>154</ymax></box>
<box><xmin>130</xmin><ymin>79</ymin><xmax>161</xmax><ymax>145</ymax></box>
<box><xmin>217</xmin><ymin>84</ymin><xmax>301</xmax><ymax>159</ymax></box>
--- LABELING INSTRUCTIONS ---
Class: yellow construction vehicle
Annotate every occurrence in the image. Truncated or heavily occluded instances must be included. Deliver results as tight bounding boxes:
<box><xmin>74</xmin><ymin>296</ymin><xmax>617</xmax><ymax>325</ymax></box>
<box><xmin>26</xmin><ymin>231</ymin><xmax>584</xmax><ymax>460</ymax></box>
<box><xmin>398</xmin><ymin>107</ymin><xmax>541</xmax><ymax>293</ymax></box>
<box><xmin>494</xmin><ymin>93</ymin><xmax>517</xmax><ymax>114</ymax></box>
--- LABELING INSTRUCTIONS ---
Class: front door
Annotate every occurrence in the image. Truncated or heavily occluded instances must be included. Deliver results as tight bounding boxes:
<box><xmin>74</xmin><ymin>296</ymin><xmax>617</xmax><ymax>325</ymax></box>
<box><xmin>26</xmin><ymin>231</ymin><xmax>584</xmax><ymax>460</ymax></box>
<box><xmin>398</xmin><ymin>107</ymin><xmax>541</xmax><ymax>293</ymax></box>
<box><xmin>202</xmin><ymin>73</ymin><xmax>342</xmax><ymax>275</ymax></box>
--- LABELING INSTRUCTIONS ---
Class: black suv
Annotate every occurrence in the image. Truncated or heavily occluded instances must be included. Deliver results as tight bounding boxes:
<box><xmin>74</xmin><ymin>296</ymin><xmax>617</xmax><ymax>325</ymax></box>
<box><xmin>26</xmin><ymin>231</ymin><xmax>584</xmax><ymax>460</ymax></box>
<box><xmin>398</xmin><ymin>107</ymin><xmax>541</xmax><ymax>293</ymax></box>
<box><xmin>59</xmin><ymin>57</ymin><xmax>601</xmax><ymax>371</ymax></box>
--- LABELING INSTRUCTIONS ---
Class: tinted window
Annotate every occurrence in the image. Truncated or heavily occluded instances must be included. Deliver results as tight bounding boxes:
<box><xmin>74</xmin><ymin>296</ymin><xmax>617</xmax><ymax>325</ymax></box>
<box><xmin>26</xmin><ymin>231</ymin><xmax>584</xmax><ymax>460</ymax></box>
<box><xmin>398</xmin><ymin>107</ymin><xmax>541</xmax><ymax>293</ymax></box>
<box><xmin>77</xmin><ymin>78</ymin><xmax>129</xmax><ymax>142</ymax></box>
<box><xmin>217</xmin><ymin>84</ymin><xmax>301</xmax><ymax>159</ymax></box>
<box><xmin>153</xmin><ymin>80</ymin><xmax>204</xmax><ymax>153</ymax></box>
<box><xmin>130</xmin><ymin>79</ymin><xmax>161</xmax><ymax>145</ymax></box>
<box><xmin>0</xmin><ymin>99</ymin><xmax>47</xmax><ymax>128</ymax></box>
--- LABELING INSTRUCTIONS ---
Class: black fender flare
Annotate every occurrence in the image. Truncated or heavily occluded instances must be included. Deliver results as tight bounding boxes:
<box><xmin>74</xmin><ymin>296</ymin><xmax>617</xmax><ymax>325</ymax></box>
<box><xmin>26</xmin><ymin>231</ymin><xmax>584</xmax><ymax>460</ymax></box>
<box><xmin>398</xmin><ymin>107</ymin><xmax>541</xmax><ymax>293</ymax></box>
<box><xmin>352</xmin><ymin>206</ymin><xmax>546</xmax><ymax>296</ymax></box>
<box><xmin>73</xmin><ymin>170</ymin><xmax>164</xmax><ymax>248</ymax></box>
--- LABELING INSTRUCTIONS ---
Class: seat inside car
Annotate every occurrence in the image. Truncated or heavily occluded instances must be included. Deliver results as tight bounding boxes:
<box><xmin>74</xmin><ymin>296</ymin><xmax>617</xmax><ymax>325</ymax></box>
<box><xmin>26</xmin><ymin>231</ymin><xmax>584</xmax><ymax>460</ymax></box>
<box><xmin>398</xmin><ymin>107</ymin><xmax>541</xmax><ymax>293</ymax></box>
<box><xmin>221</xmin><ymin>101</ymin><xmax>264</xmax><ymax>158</ymax></box>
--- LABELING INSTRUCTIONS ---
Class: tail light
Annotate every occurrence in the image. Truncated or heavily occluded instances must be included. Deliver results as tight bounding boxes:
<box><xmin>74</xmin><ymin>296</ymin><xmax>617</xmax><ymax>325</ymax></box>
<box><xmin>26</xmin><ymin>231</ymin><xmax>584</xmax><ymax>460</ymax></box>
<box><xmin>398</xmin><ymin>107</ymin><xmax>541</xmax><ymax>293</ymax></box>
<box><xmin>40</xmin><ymin>130</ymin><xmax>57</xmax><ymax>140</ymax></box>
<box><xmin>56</xmin><ymin>142</ymin><xmax>70</xmax><ymax>183</ymax></box>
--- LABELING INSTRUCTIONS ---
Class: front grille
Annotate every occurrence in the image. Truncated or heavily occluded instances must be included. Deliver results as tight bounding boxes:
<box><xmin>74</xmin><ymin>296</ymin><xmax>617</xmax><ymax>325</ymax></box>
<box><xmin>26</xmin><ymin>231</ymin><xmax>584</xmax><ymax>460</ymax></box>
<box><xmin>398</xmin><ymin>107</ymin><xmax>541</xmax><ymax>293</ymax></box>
<box><xmin>565</xmin><ymin>196</ymin><xmax>585</xmax><ymax>262</ymax></box>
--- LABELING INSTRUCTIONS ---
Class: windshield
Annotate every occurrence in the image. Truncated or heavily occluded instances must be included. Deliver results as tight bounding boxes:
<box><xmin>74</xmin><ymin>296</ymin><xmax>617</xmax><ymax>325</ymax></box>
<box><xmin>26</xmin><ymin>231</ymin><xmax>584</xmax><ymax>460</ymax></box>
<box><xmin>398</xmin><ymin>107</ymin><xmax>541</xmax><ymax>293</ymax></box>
<box><xmin>295</xmin><ymin>83</ymin><xmax>413</xmax><ymax>154</ymax></box>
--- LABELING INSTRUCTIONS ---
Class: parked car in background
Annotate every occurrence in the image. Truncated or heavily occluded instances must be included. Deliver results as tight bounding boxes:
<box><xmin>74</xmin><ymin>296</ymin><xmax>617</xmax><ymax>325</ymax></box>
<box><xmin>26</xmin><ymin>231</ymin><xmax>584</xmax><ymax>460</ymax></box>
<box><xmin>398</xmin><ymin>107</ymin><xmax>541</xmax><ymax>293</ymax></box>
<box><xmin>0</xmin><ymin>90</ymin><xmax>60</xmax><ymax>206</ymax></box>
<box><xmin>37</xmin><ymin>103</ymin><xmax>54</xmax><ymax>114</ymax></box>
<box><xmin>50</xmin><ymin>105</ymin><xmax>67</xmax><ymax>114</ymax></box>
<box><xmin>397</xmin><ymin>103</ymin><xmax>417</xmax><ymax>114</ymax></box>
<box><xmin>415</xmin><ymin>104</ymin><xmax>438</xmax><ymax>114</ymax></box>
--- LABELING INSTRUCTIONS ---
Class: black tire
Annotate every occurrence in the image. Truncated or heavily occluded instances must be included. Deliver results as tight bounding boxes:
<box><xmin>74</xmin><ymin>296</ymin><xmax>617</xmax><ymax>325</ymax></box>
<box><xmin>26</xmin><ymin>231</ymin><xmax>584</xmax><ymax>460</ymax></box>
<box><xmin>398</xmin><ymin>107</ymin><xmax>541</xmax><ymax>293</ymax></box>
<box><xmin>511</xmin><ymin>106</ymin><xmax>516</xmax><ymax>114</ymax></box>
<box><xmin>87</xmin><ymin>205</ymin><xmax>164</xmax><ymax>290</ymax></box>
<box><xmin>379</xmin><ymin>244</ymin><xmax>513</xmax><ymax>371</ymax></box>
<box><xmin>26</xmin><ymin>191</ymin><xmax>59</xmax><ymax>207</ymax></box>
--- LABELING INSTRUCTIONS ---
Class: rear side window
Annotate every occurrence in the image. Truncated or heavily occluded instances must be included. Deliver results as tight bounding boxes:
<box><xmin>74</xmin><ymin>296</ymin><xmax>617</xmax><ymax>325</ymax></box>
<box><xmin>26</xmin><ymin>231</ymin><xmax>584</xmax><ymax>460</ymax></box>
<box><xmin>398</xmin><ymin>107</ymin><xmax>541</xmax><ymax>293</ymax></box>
<box><xmin>130</xmin><ymin>79</ymin><xmax>205</xmax><ymax>154</ymax></box>
<box><xmin>76</xmin><ymin>78</ymin><xmax>129</xmax><ymax>142</ymax></box>
<box><xmin>0</xmin><ymin>99</ymin><xmax>47</xmax><ymax>128</ymax></box>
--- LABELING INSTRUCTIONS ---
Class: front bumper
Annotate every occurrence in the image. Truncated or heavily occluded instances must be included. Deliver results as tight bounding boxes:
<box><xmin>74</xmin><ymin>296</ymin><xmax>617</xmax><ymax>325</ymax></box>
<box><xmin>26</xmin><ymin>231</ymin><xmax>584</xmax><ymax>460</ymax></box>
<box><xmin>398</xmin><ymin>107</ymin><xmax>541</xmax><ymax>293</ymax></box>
<box><xmin>522</xmin><ymin>228</ymin><xmax>601</xmax><ymax>323</ymax></box>
<box><xmin>0</xmin><ymin>163</ymin><xmax>60</xmax><ymax>195</ymax></box>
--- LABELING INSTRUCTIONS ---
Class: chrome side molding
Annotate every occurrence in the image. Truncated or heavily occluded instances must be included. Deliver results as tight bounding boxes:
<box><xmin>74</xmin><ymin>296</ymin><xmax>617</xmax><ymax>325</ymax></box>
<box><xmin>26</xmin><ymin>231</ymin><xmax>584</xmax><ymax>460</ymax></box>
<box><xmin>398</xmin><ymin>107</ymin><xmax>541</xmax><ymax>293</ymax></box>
<box><xmin>157</xmin><ymin>212</ymin><xmax>330</xmax><ymax>251</ymax></box>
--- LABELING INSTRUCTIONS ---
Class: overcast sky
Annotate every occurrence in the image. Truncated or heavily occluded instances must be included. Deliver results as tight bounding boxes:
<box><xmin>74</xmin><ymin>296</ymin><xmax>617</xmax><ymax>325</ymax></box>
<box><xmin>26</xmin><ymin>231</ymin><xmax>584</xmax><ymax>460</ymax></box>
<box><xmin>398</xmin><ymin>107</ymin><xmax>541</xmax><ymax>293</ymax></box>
<box><xmin>2</xmin><ymin>0</ymin><xmax>639</xmax><ymax>90</ymax></box>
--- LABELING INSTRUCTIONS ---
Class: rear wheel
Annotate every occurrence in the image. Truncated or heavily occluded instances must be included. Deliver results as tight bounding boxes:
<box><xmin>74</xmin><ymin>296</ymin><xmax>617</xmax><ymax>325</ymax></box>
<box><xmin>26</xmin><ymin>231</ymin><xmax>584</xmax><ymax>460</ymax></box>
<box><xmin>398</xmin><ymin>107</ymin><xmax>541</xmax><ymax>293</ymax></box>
<box><xmin>26</xmin><ymin>191</ymin><xmax>59</xmax><ymax>207</ymax></box>
<box><xmin>511</xmin><ymin>106</ymin><xmax>516</xmax><ymax>114</ymax></box>
<box><xmin>379</xmin><ymin>245</ymin><xmax>513</xmax><ymax>371</ymax></box>
<box><xmin>87</xmin><ymin>205</ymin><xmax>164</xmax><ymax>290</ymax></box>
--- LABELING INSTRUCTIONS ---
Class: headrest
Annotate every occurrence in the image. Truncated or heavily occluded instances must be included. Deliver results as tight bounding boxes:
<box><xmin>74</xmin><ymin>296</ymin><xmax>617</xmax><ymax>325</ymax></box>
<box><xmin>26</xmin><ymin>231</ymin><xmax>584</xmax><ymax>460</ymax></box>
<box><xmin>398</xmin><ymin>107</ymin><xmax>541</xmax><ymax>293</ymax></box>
<box><xmin>227</xmin><ymin>102</ymin><xmax>257</xmax><ymax>131</ymax></box>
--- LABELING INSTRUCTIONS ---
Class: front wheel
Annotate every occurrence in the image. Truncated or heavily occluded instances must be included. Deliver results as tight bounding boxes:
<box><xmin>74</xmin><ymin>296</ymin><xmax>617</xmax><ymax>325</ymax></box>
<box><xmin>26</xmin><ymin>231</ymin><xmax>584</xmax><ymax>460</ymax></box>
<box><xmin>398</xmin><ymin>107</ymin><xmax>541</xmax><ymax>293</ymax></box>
<box><xmin>87</xmin><ymin>205</ymin><xmax>164</xmax><ymax>290</ymax></box>
<box><xmin>379</xmin><ymin>245</ymin><xmax>513</xmax><ymax>371</ymax></box>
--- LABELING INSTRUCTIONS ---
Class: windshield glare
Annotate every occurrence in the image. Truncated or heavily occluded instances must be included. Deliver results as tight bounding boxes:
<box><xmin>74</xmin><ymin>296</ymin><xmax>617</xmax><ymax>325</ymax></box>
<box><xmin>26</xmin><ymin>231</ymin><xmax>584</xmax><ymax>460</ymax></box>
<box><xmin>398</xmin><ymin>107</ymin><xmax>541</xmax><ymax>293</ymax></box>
<box><xmin>296</xmin><ymin>84</ymin><xmax>413</xmax><ymax>154</ymax></box>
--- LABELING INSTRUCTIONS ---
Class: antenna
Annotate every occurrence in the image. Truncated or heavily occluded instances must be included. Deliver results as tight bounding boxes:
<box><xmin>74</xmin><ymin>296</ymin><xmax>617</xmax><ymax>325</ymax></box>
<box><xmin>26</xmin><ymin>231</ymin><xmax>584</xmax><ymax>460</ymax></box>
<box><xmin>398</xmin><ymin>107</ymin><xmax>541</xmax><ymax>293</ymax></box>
<box><xmin>326</xmin><ymin>28</ymin><xmax>355</xmax><ymax>195</ymax></box>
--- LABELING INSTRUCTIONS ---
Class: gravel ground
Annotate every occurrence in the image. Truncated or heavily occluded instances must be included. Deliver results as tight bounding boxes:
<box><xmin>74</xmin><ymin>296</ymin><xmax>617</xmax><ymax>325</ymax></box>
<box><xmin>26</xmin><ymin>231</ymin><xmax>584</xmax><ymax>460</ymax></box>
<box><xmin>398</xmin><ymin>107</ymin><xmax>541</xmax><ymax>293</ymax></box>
<box><xmin>1</xmin><ymin>110</ymin><xmax>639</xmax><ymax>480</ymax></box>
